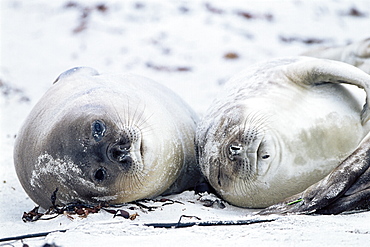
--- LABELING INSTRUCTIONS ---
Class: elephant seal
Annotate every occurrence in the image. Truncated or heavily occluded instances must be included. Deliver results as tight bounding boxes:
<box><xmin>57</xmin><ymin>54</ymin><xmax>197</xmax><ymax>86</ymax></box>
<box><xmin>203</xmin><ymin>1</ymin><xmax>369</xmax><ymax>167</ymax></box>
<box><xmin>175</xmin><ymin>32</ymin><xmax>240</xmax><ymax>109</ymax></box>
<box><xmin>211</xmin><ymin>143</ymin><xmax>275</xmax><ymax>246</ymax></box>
<box><xmin>14</xmin><ymin>67</ymin><xmax>201</xmax><ymax>209</ymax></box>
<box><xmin>197</xmin><ymin>56</ymin><xmax>370</xmax><ymax>209</ymax></box>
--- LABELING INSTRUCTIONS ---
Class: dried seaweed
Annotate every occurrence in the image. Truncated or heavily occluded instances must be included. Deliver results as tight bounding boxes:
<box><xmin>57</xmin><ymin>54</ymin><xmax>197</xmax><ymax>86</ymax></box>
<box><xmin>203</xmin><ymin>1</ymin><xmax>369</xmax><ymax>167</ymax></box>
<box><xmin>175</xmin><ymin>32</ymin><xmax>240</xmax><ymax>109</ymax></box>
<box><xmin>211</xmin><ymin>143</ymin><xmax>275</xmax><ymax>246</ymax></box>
<box><xmin>21</xmin><ymin>185</ymin><xmax>231</xmax><ymax>225</ymax></box>
<box><xmin>0</xmin><ymin>230</ymin><xmax>67</xmax><ymax>243</ymax></box>
<box><xmin>224</xmin><ymin>52</ymin><xmax>239</xmax><ymax>60</ymax></box>
<box><xmin>144</xmin><ymin>216</ymin><xmax>276</xmax><ymax>229</ymax></box>
<box><xmin>131</xmin><ymin>198</ymin><xmax>184</xmax><ymax>212</ymax></box>
<box><xmin>21</xmin><ymin>188</ymin><xmax>191</xmax><ymax>223</ymax></box>
<box><xmin>22</xmin><ymin>203</ymin><xmax>102</xmax><ymax>222</ymax></box>
<box><xmin>279</xmin><ymin>36</ymin><xmax>329</xmax><ymax>45</ymax></box>
<box><xmin>64</xmin><ymin>1</ymin><xmax>109</xmax><ymax>33</ymax></box>
<box><xmin>341</xmin><ymin>7</ymin><xmax>368</xmax><ymax>17</ymax></box>
<box><xmin>146</xmin><ymin>62</ymin><xmax>192</xmax><ymax>72</ymax></box>
<box><xmin>0</xmin><ymin>78</ymin><xmax>30</xmax><ymax>102</ymax></box>
<box><xmin>1</xmin><ymin>216</ymin><xmax>276</xmax><ymax>243</ymax></box>
<box><xmin>205</xmin><ymin>3</ymin><xmax>224</xmax><ymax>14</ymax></box>
<box><xmin>21</xmin><ymin>188</ymin><xmax>138</xmax><ymax>222</ymax></box>
<box><xmin>236</xmin><ymin>10</ymin><xmax>274</xmax><ymax>21</ymax></box>
<box><xmin>200</xmin><ymin>198</ymin><xmax>226</xmax><ymax>209</ymax></box>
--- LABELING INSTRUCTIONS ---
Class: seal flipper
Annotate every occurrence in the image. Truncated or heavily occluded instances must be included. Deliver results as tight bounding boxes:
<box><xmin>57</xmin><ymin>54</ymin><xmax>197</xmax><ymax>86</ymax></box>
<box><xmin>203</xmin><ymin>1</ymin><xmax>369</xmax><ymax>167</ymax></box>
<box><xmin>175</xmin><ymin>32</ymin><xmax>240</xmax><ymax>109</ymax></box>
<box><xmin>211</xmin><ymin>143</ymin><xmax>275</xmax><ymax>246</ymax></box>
<box><xmin>302</xmin><ymin>38</ymin><xmax>370</xmax><ymax>74</ymax></box>
<box><xmin>285</xmin><ymin>57</ymin><xmax>370</xmax><ymax>124</ymax></box>
<box><xmin>361</xmin><ymin>102</ymin><xmax>370</xmax><ymax>126</ymax></box>
<box><xmin>258</xmin><ymin>132</ymin><xmax>370</xmax><ymax>215</ymax></box>
<box><xmin>53</xmin><ymin>67</ymin><xmax>99</xmax><ymax>84</ymax></box>
<box><xmin>315</xmin><ymin>155</ymin><xmax>370</xmax><ymax>214</ymax></box>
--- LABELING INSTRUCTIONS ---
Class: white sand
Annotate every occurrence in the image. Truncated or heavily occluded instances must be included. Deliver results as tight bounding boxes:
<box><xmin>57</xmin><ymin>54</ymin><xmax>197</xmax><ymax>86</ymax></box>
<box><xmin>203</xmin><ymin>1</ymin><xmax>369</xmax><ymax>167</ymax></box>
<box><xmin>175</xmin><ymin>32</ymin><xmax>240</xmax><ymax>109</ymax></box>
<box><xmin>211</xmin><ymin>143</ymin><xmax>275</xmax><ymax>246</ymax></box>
<box><xmin>1</xmin><ymin>0</ymin><xmax>370</xmax><ymax>246</ymax></box>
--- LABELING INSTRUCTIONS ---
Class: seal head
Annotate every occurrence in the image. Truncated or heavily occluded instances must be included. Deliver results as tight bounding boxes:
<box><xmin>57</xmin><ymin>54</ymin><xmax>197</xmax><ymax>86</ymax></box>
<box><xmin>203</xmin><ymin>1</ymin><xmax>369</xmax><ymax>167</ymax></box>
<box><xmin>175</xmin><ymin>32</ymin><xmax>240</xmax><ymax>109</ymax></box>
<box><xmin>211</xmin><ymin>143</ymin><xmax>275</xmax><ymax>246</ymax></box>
<box><xmin>14</xmin><ymin>68</ymin><xmax>200</xmax><ymax>209</ymax></box>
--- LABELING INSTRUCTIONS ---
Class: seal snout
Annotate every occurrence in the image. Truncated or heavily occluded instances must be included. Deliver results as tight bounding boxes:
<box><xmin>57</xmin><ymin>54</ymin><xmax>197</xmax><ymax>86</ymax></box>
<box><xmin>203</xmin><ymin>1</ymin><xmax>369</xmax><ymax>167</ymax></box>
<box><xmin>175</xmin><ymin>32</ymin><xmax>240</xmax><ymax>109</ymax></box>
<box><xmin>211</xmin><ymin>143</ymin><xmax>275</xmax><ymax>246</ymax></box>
<box><xmin>109</xmin><ymin>144</ymin><xmax>132</xmax><ymax>163</ymax></box>
<box><xmin>106</xmin><ymin>126</ymin><xmax>143</xmax><ymax>174</ymax></box>
<box><xmin>229</xmin><ymin>143</ymin><xmax>246</xmax><ymax>160</ymax></box>
<box><xmin>108</xmin><ymin>142</ymin><xmax>133</xmax><ymax>167</ymax></box>
<box><xmin>223</xmin><ymin>128</ymin><xmax>265</xmax><ymax>179</ymax></box>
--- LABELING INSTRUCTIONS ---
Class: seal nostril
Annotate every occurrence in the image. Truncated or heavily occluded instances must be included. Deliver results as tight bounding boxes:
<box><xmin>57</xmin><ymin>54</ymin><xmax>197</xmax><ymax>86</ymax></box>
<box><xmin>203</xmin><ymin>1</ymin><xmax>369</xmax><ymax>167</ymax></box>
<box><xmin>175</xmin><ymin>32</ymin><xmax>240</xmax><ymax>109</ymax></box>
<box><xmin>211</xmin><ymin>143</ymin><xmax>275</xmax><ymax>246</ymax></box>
<box><xmin>228</xmin><ymin>143</ymin><xmax>245</xmax><ymax>161</ymax></box>
<box><xmin>108</xmin><ymin>144</ymin><xmax>133</xmax><ymax>167</ymax></box>
<box><xmin>229</xmin><ymin>144</ymin><xmax>242</xmax><ymax>155</ymax></box>
<box><xmin>94</xmin><ymin>167</ymin><xmax>106</xmax><ymax>181</ymax></box>
<box><xmin>117</xmin><ymin>154</ymin><xmax>133</xmax><ymax>166</ymax></box>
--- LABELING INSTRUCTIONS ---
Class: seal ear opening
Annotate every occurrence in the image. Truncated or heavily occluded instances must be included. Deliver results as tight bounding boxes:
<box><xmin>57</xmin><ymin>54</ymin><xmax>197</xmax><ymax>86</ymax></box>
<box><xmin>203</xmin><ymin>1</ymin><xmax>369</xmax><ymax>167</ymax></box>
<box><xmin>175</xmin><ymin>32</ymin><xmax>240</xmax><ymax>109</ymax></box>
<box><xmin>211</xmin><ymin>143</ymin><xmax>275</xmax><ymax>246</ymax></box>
<box><xmin>285</xmin><ymin>57</ymin><xmax>370</xmax><ymax>125</ymax></box>
<box><xmin>53</xmin><ymin>67</ymin><xmax>99</xmax><ymax>84</ymax></box>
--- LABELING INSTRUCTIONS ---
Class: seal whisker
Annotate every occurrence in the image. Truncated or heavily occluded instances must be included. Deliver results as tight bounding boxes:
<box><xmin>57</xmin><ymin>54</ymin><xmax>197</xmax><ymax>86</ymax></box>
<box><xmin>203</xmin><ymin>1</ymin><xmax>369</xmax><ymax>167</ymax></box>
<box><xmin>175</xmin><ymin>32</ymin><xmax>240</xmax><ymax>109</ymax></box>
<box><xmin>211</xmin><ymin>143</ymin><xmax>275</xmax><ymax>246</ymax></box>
<box><xmin>127</xmin><ymin>98</ymin><xmax>133</xmax><ymax>127</ymax></box>
<box><xmin>106</xmin><ymin>97</ymin><xmax>126</xmax><ymax>130</ymax></box>
<box><xmin>128</xmin><ymin>170</ymin><xmax>146</xmax><ymax>191</ymax></box>
<box><xmin>135</xmin><ymin>122</ymin><xmax>154</xmax><ymax>135</ymax></box>
<box><xmin>133</xmin><ymin>106</ymin><xmax>155</xmax><ymax>133</ymax></box>
<box><xmin>234</xmin><ymin>174</ymin><xmax>256</xmax><ymax>199</ymax></box>
<box><xmin>132</xmin><ymin>103</ymin><xmax>147</xmax><ymax>127</ymax></box>
<box><xmin>134</xmin><ymin>171</ymin><xmax>146</xmax><ymax>188</ymax></box>
<box><xmin>243</xmin><ymin>112</ymin><xmax>270</xmax><ymax>134</ymax></box>
<box><xmin>118</xmin><ymin>168</ymin><xmax>145</xmax><ymax>192</ymax></box>
<box><xmin>129</xmin><ymin>100</ymin><xmax>141</xmax><ymax>128</ymax></box>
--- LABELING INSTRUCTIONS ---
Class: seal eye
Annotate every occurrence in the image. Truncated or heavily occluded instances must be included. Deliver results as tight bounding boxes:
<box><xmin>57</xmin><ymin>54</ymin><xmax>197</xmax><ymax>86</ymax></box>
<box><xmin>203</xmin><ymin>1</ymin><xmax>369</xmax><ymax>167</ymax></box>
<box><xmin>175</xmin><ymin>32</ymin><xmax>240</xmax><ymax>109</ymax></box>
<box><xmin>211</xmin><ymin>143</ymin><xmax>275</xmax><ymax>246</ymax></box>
<box><xmin>94</xmin><ymin>167</ymin><xmax>106</xmax><ymax>181</ymax></box>
<box><xmin>262</xmin><ymin>154</ymin><xmax>270</xmax><ymax>159</ymax></box>
<box><xmin>92</xmin><ymin>120</ymin><xmax>106</xmax><ymax>142</ymax></box>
